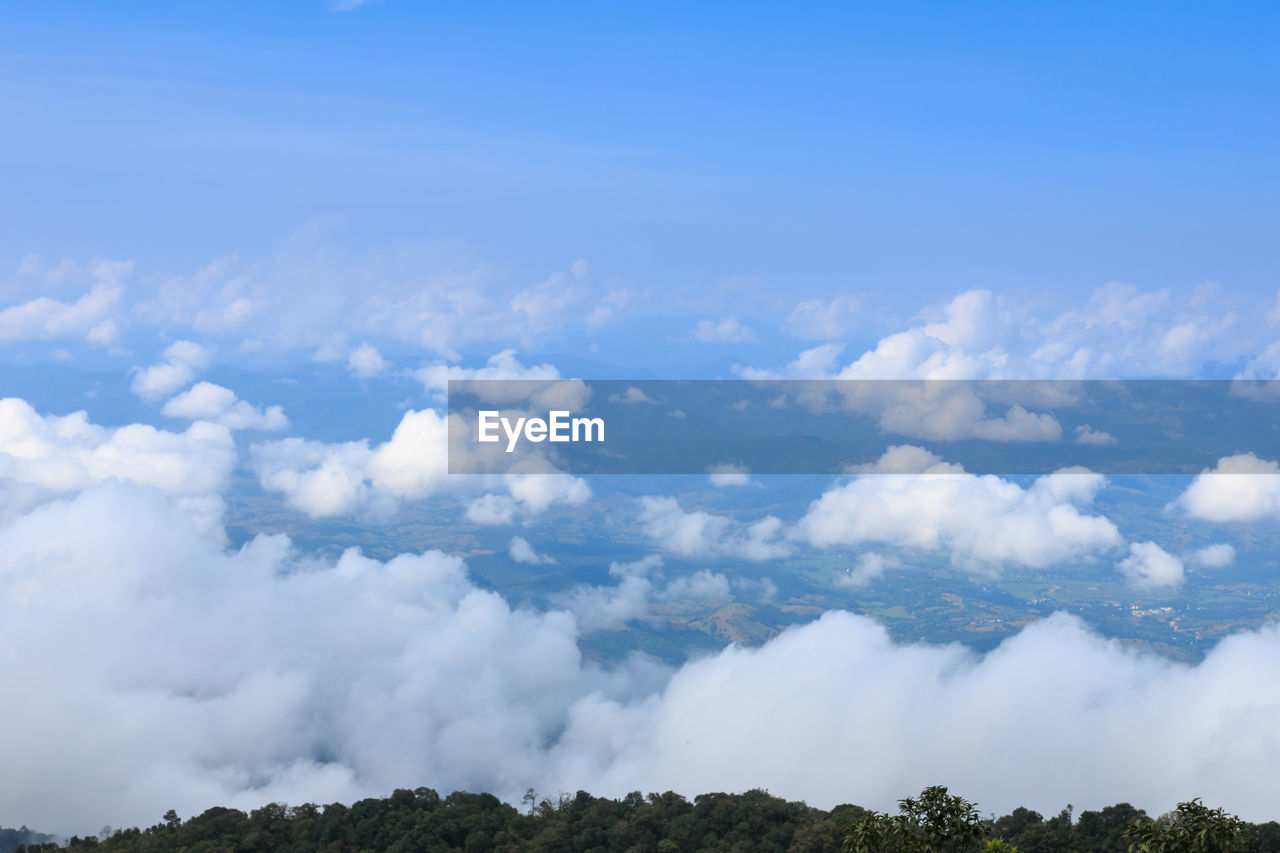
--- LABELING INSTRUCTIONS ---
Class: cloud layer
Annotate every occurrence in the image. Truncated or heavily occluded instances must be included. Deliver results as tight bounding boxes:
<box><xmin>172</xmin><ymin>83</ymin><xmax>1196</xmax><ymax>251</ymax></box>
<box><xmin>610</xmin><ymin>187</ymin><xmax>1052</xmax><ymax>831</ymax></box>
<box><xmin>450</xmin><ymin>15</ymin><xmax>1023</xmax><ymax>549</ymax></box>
<box><xmin>9</xmin><ymin>485</ymin><xmax>1280</xmax><ymax>836</ymax></box>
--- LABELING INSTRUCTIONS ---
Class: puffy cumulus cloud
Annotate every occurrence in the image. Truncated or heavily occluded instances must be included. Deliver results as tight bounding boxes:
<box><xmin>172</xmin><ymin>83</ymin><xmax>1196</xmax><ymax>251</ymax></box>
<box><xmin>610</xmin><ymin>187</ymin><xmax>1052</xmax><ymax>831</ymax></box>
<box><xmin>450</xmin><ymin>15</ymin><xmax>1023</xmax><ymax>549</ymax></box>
<box><xmin>555</xmin><ymin>611</ymin><xmax>1280</xmax><ymax>822</ymax></box>
<box><xmin>0</xmin><ymin>397</ymin><xmax>234</xmax><ymax>535</ymax></box>
<box><xmin>746</xmin><ymin>282</ymin><xmax>1254</xmax><ymax>382</ymax></box>
<box><xmin>1073</xmin><ymin>424</ymin><xmax>1116</xmax><ymax>446</ymax></box>
<box><xmin>837</xmin><ymin>290</ymin><xmax>1012</xmax><ymax>380</ymax></box>
<box><xmin>1238</xmin><ymin>342</ymin><xmax>1280</xmax><ymax>380</ymax></box>
<box><xmin>464</xmin><ymin>493</ymin><xmax>519</xmax><ymax>525</ymax></box>
<box><xmin>841</xmin><ymin>281</ymin><xmax>1226</xmax><ymax>379</ymax></box>
<box><xmin>463</xmin><ymin>474</ymin><xmax>592</xmax><ymax>526</ymax></box>
<box><xmin>1037</xmin><ymin>281</ymin><xmax>1241</xmax><ymax>377</ymax></box>
<box><xmin>1118</xmin><ymin>542</ymin><xmax>1185</xmax><ymax>588</ymax></box>
<box><xmin>413</xmin><ymin>349</ymin><xmax>562</xmax><ymax>399</ymax></box>
<box><xmin>1175</xmin><ymin>453</ymin><xmax>1280</xmax><ymax>522</ymax></box>
<box><xmin>0</xmin><ymin>483</ymin><xmax>658</xmax><ymax>834</ymax></box>
<box><xmin>693</xmin><ymin>316</ymin><xmax>754</xmax><ymax>343</ymax></box>
<box><xmin>1195</xmin><ymin>543</ymin><xmax>1237</xmax><ymax>568</ymax></box>
<box><xmin>782</xmin><ymin>294</ymin><xmax>861</xmax><ymax>340</ymax></box>
<box><xmin>252</xmin><ymin>437</ymin><xmax>383</xmax><ymax>518</ymax></box>
<box><xmin>637</xmin><ymin>496</ymin><xmax>790</xmax><ymax>562</ymax></box>
<box><xmin>509</xmin><ymin>535</ymin><xmax>556</xmax><ymax>565</ymax></box>
<box><xmin>554</xmin><ymin>556</ymin><xmax>730</xmax><ymax>632</ymax></box>
<box><xmin>795</xmin><ymin>448</ymin><xmax>1121</xmax><ymax>569</ymax></box>
<box><xmin>0</xmin><ymin>259</ymin><xmax>127</xmax><ymax>346</ymax></box>
<box><xmin>836</xmin><ymin>552</ymin><xmax>899</xmax><ymax>587</ymax></box>
<box><xmin>347</xmin><ymin>342</ymin><xmax>388</xmax><ymax>378</ymax></box>
<box><xmin>834</xmin><ymin>384</ymin><xmax>1064</xmax><ymax>443</ymax></box>
<box><xmin>505</xmin><ymin>472</ymin><xmax>592</xmax><ymax>512</ymax></box>
<box><xmin>555</xmin><ymin>563</ymin><xmax>657</xmax><ymax>632</ymax></box>
<box><xmin>130</xmin><ymin>340</ymin><xmax>212</xmax><ymax>400</ymax></box>
<box><xmin>744</xmin><ymin>357</ymin><xmax>1067</xmax><ymax>446</ymax></box>
<box><xmin>737</xmin><ymin>343</ymin><xmax>847</xmax><ymax>379</ymax></box>
<box><xmin>163</xmin><ymin>382</ymin><xmax>288</xmax><ymax>431</ymax></box>
<box><xmin>660</xmin><ymin>570</ymin><xmax>732</xmax><ymax>602</ymax></box>
<box><xmin>249</xmin><ymin>407</ymin><xmax>452</xmax><ymax>518</ymax></box>
<box><xmin>251</xmin><ymin>409</ymin><xmax>590</xmax><ymax>522</ymax></box>
<box><xmin>15</xmin><ymin>488</ymin><xmax>1280</xmax><ymax>832</ymax></box>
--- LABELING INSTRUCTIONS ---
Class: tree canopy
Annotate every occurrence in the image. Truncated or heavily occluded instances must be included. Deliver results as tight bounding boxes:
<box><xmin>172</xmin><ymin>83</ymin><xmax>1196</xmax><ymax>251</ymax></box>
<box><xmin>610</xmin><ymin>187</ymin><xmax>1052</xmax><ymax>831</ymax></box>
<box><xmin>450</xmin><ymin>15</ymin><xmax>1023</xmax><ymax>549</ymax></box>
<box><xmin>7</xmin><ymin>787</ymin><xmax>1280</xmax><ymax>853</ymax></box>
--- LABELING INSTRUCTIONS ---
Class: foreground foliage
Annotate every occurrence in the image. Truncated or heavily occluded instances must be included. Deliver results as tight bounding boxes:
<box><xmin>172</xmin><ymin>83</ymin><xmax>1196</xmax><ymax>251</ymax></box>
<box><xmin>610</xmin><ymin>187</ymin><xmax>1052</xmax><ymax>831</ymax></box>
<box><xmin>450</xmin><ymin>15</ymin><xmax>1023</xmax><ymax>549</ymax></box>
<box><xmin>844</xmin><ymin>786</ymin><xmax>987</xmax><ymax>853</ymax></box>
<box><xmin>9</xmin><ymin>787</ymin><xmax>1280</xmax><ymax>853</ymax></box>
<box><xmin>1123</xmin><ymin>799</ymin><xmax>1253</xmax><ymax>853</ymax></box>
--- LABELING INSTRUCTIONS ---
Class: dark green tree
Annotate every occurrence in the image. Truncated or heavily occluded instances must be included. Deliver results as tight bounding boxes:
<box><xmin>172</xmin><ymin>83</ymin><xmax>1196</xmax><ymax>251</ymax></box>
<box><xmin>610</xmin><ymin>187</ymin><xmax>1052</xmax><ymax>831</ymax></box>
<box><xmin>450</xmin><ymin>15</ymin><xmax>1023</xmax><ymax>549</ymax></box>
<box><xmin>844</xmin><ymin>786</ymin><xmax>993</xmax><ymax>853</ymax></box>
<box><xmin>1123</xmin><ymin>799</ymin><xmax>1251</xmax><ymax>853</ymax></box>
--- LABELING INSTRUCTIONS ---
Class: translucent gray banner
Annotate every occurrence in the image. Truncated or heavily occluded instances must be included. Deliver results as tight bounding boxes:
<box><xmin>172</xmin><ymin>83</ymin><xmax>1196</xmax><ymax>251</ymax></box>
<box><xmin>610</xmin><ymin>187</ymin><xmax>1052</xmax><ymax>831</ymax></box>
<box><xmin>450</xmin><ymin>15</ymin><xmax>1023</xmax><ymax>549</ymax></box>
<box><xmin>446</xmin><ymin>379</ymin><xmax>1280</xmax><ymax>475</ymax></box>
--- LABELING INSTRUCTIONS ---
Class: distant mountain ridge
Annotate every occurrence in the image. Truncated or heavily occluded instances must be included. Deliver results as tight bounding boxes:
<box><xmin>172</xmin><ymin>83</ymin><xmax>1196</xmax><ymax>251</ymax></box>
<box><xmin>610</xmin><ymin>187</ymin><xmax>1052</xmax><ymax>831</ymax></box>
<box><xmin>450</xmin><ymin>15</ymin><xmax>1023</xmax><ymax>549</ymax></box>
<box><xmin>1</xmin><ymin>826</ymin><xmax>56</xmax><ymax>853</ymax></box>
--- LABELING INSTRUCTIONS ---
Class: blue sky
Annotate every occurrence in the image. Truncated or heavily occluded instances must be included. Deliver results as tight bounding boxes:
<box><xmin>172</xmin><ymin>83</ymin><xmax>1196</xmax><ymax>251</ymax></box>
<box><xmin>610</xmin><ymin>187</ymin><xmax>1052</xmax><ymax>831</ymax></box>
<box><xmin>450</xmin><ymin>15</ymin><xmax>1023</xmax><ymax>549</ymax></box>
<box><xmin>10</xmin><ymin>3</ymin><xmax>1280</xmax><ymax>834</ymax></box>
<box><xmin>3</xmin><ymin>1</ymin><xmax>1279</xmax><ymax>315</ymax></box>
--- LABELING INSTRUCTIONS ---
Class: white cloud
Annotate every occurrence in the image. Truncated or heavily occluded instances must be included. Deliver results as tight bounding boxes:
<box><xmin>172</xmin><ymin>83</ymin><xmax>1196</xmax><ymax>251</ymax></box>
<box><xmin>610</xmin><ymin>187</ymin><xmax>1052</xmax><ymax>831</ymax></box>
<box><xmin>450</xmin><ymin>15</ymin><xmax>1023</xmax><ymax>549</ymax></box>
<box><xmin>836</xmin><ymin>552</ymin><xmax>898</xmax><ymax>587</ymax></box>
<box><xmin>1118</xmin><ymin>542</ymin><xmax>1184</xmax><ymax>588</ymax></box>
<box><xmin>14</xmin><ymin>484</ymin><xmax>1280</xmax><ymax>835</ymax></box>
<box><xmin>658</xmin><ymin>569</ymin><xmax>731</xmax><ymax>602</ymax></box>
<box><xmin>708</xmin><ymin>463</ymin><xmax>752</xmax><ymax>487</ymax></box>
<box><xmin>782</xmin><ymin>294</ymin><xmax>860</xmax><ymax>340</ymax></box>
<box><xmin>511</xmin><ymin>269</ymin><xmax>591</xmax><ymax>339</ymax></box>
<box><xmin>347</xmin><ymin>342</ymin><xmax>388</xmax><ymax>378</ymax></box>
<box><xmin>126</xmin><ymin>230</ymin><xmax>618</xmax><ymax>360</ymax></box>
<box><xmin>465</xmin><ymin>474</ymin><xmax>592</xmax><ymax>525</ymax></box>
<box><xmin>554</xmin><ymin>556</ymin><xmax>730</xmax><ymax>632</ymax></box>
<box><xmin>0</xmin><ymin>263</ymin><xmax>125</xmax><ymax>346</ymax></box>
<box><xmin>0</xmin><ymin>397</ymin><xmax>234</xmax><ymax>535</ymax></box>
<box><xmin>414</xmin><ymin>349</ymin><xmax>562</xmax><ymax>398</ymax></box>
<box><xmin>1074</xmin><ymin>424</ymin><xmax>1117</xmax><ymax>446</ymax></box>
<box><xmin>967</xmin><ymin>404</ymin><xmax>1062</xmax><ymax>442</ymax></box>
<box><xmin>0</xmin><ymin>484</ymin><xmax>646</xmax><ymax>833</ymax></box>
<box><xmin>465</xmin><ymin>493</ymin><xmax>518</xmax><ymax>525</ymax></box>
<box><xmin>252</xmin><ymin>408</ymin><xmax>589</xmax><ymax>521</ymax></box>
<box><xmin>637</xmin><ymin>496</ymin><xmax>790</xmax><ymax>562</ymax></box>
<box><xmin>746</xmin><ymin>282</ymin><xmax>1252</xmax><ymax>381</ymax></box>
<box><xmin>694</xmin><ymin>316</ymin><xmax>754</xmax><ymax>343</ymax></box>
<box><xmin>365</xmin><ymin>408</ymin><xmax>454</xmax><ymax>499</ymax></box>
<box><xmin>163</xmin><ymin>382</ymin><xmax>288</xmax><ymax>431</ymax></box>
<box><xmin>858</xmin><ymin>386</ymin><xmax>1063</xmax><ymax>443</ymax></box>
<box><xmin>250</xmin><ymin>412</ymin><xmax>448</xmax><ymax>518</ymax></box>
<box><xmin>510</xmin><ymin>536</ymin><xmax>556</xmax><ymax>565</ymax></box>
<box><xmin>1175</xmin><ymin>453</ymin><xmax>1280</xmax><ymax>522</ymax></box>
<box><xmin>557</xmin><ymin>572</ymin><xmax>654</xmax><ymax>632</ymax></box>
<box><xmin>737</xmin><ymin>343</ymin><xmax>846</xmax><ymax>379</ymax></box>
<box><xmin>740</xmin><ymin>371</ymin><xmax>1066</xmax><ymax>445</ymax></box>
<box><xmin>252</xmin><ymin>437</ymin><xmax>381</xmax><ymax>518</ymax></box>
<box><xmin>836</xmin><ymin>290</ymin><xmax>1009</xmax><ymax>380</ymax></box>
<box><xmin>796</xmin><ymin>448</ymin><xmax>1121</xmax><ymax>569</ymax></box>
<box><xmin>609</xmin><ymin>386</ymin><xmax>660</xmax><ymax>404</ymax></box>
<box><xmin>1194</xmin><ymin>543</ymin><xmax>1236</xmax><ymax>568</ymax></box>
<box><xmin>504</xmin><ymin>472</ymin><xmax>592</xmax><ymax>514</ymax></box>
<box><xmin>130</xmin><ymin>340</ymin><xmax>212</xmax><ymax>400</ymax></box>
<box><xmin>557</xmin><ymin>611</ymin><xmax>1280</xmax><ymax>823</ymax></box>
<box><xmin>1238</xmin><ymin>341</ymin><xmax>1280</xmax><ymax>380</ymax></box>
